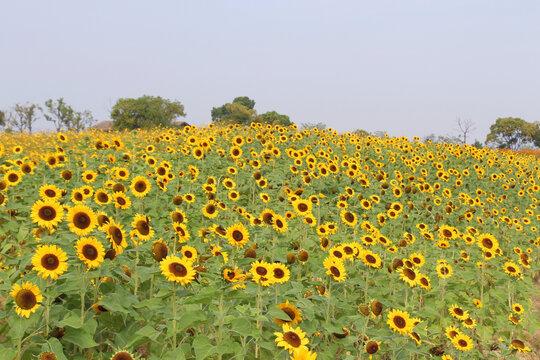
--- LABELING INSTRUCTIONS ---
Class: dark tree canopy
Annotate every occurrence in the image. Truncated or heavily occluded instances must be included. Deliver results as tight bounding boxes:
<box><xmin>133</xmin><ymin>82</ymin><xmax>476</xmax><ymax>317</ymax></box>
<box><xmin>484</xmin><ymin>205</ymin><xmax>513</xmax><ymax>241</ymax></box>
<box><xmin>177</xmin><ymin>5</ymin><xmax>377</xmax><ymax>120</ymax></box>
<box><xmin>211</xmin><ymin>96</ymin><xmax>292</xmax><ymax>126</ymax></box>
<box><xmin>111</xmin><ymin>95</ymin><xmax>186</xmax><ymax>130</ymax></box>
<box><xmin>485</xmin><ymin>117</ymin><xmax>538</xmax><ymax>150</ymax></box>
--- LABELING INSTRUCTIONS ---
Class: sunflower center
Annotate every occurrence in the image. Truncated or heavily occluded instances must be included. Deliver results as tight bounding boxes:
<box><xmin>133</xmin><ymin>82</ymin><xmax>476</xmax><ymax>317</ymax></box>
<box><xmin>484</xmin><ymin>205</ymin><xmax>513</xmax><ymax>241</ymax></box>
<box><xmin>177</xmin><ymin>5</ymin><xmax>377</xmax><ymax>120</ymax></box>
<box><xmin>458</xmin><ymin>339</ymin><xmax>467</xmax><ymax>347</ymax></box>
<box><xmin>440</xmin><ymin>267</ymin><xmax>449</xmax><ymax>275</ymax></box>
<box><xmin>297</xmin><ymin>203</ymin><xmax>308</xmax><ymax>212</ymax></box>
<box><xmin>366</xmin><ymin>255</ymin><xmax>376</xmax><ymax>264</ymax></box>
<box><xmin>41</xmin><ymin>254</ymin><xmax>59</xmax><ymax>270</ymax></box>
<box><xmin>98</xmin><ymin>193</ymin><xmax>109</xmax><ymax>202</ymax></box>
<box><xmin>330</xmin><ymin>266</ymin><xmax>341</xmax><ymax>277</ymax></box>
<box><xmin>344</xmin><ymin>212</ymin><xmax>354</xmax><ymax>222</ymax></box>
<box><xmin>232</xmin><ymin>230</ymin><xmax>243</xmax><ymax>241</ymax></box>
<box><xmin>111</xmin><ymin>352</ymin><xmax>134</xmax><ymax>360</ymax></box>
<box><xmin>74</xmin><ymin>193</ymin><xmax>83</xmax><ymax>201</ymax></box>
<box><xmin>482</xmin><ymin>238</ymin><xmax>493</xmax><ymax>248</ymax></box>
<box><xmin>117</xmin><ymin>197</ymin><xmax>126</xmax><ymax>205</ymax></box>
<box><xmin>453</xmin><ymin>308</ymin><xmax>463</xmax><ymax>316</ymax></box>
<box><xmin>82</xmin><ymin>245</ymin><xmax>98</xmax><ymax>260</ymax></box>
<box><xmin>276</xmin><ymin>220</ymin><xmax>283</xmax><ymax>228</ymax></box>
<box><xmin>403</xmin><ymin>268</ymin><xmax>416</xmax><ymax>280</ymax></box>
<box><xmin>366</xmin><ymin>341</ymin><xmax>379</xmax><ymax>354</ymax></box>
<box><xmin>393</xmin><ymin>316</ymin><xmax>406</xmax><ymax>328</ymax></box>
<box><xmin>274</xmin><ymin>268</ymin><xmax>285</xmax><ymax>279</ymax></box>
<box><xmin>135</xmin><ymin>181</ymin><xmax>147</xmax><ymax>192</ymax></box>
<box><xmin>206</xmin><ymin>205</ymin><xmax>215</xmax><ymax>214</ymax></box>
<box><xmin>256</xmin><ymin>266</ymin><xmax>267</xmax><ymax>276</ymax></box>
<box><xmin>39</xmin><ymin>206</ymin><xmax>56</xmax><ymax>221</ymax></box>
<box><xmin>74</xmin><ymin>212</ymin><xmax>91</xmax><ymax>229</ymax></box>
<box><xmin>45</xmin><ymin>189</ymin><xmax>56</xmax><ymax>197</ymax></box>
<box><xmin>420</xmin><ymin>278</ymin><xmax>429</xmax><ymax>286</ymax></box>
<box><xmin>8</xmin><ymin>173</ymin><xmax>19</xmax><ymax>182</ymax></box>
<box><xmin>137</xmin><ymin>221</ymin><xmax>150</xmax><ymax>235</ymax></box>
<box><xmin>111</xmin><ymin>227</ymin><xmax>123</xmax><ymax>245</ymax></box>
<box><xmin>184</xmin><ymin>251</ymin><xmax>192</xmax><ymax>258</ymax></box>
<box><xmin>169</xmin><ymin>263</ymin><xmax>187</xmax><ymax>277</ymax></box>
<box><xmin>443</xmin><ymin>230</ymin><xmax>452</xmax><ymax>237</ymax></box>
<box><xmin>40</xmin><ymin>351</ymin><xmax>58</xmax><ymax>360</ymax></box>
<box><xmin>283</xmin><ymin>307</ymin><xmax>296</xmax><ymax>320</ymax></box>
<box><xmin>15</xmin><ymin>289</ymin><xmax>37</xmax><ymax>310</ymax></box>
<box><xmin>511</xmin><ymin>340</ymin><xmax>524</xmax><ymax>349</ymax></box>
<box><xmin>172</xmin><ymin>213</ymin><xmax>184</xmax><ymax>223</ymax></box>
<box><xmin>283</xmin><ymin>331</ymin><xmax>302</xmax><ymax>347</ymax></box>
<box><xmin>332</xmin><ymin>251</ymin><xmax>343</xmax><ymax>258</ymax></box>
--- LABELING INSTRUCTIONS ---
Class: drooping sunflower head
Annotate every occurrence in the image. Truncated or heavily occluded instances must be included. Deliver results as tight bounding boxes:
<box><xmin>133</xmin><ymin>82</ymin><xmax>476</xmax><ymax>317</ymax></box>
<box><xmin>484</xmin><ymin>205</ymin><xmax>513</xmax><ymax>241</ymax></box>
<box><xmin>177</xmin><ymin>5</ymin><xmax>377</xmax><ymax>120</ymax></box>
<box><xmin>151</xmin><ymin>239</ymin><xmax>168</xmax><ymax>262</ymax></box>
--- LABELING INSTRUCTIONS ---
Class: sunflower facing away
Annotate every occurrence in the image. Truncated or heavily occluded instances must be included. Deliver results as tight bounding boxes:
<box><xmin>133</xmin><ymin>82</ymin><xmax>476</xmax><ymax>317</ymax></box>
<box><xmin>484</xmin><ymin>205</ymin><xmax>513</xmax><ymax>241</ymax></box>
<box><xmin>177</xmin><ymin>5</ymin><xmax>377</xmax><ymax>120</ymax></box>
<box><xmin>31</xmin><ymin>244</ymin><xmax>68</xmax><ymax>280</ymax></box>
<box><xmin>31</xmin><ymin>200</ymin><xmax>64</xmax><ymax>229</ymax></box>
<box><xmin>10</xmin><ymin>282</ymin><xmax>44</xmax><ymax>318</ymax></box>
<box><xmin>160</xmin><ymin>255</ymin><xmax>196</xmax><ymax>285</ymax></box>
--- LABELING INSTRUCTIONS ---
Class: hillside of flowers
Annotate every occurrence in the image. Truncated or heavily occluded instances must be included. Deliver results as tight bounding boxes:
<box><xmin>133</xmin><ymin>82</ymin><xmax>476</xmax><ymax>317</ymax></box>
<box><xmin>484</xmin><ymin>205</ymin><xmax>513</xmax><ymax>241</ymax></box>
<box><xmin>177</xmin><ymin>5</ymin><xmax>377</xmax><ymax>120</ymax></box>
<box><xmin>0</xmin><ymin>123</ymin><xmax>538</xmax><ymax>360</ymax></box>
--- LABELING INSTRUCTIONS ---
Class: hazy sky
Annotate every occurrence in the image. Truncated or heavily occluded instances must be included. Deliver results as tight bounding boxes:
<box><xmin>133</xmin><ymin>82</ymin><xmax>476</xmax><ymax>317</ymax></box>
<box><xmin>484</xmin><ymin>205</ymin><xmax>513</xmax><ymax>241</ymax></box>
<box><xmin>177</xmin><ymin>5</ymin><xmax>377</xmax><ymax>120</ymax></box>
<box><xmin>1</xmin><ymin>1</ymin><xmax>539</xmax><ymax>142</ymax></box>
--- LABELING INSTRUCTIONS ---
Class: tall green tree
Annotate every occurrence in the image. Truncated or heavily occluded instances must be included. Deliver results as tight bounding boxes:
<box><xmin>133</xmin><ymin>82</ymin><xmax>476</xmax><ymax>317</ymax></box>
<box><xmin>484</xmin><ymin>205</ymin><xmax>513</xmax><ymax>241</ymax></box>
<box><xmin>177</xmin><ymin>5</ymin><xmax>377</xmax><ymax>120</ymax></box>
<box><xmin>485</xmin><ymin>117</ymin><xmax>538</xmax><ymax>150</ymax></box>
<box><xmin>211</xmin><ymin>96</ymin><xmax>257</xmax><ymax>123</ymax></box>
<box><xmin>8</xmin><ymin>103</ymin><xmax>41</xmax><ymax>133</ymax></box>
<box><xmin>111</xmin><ymin>95</ymin><xmax>186</xmax><ymax>130</ymax></box>
<box><xmin>43</xmin><ymin>98</ymin><xmax>75</xmax><ymax>131</ymax></box>
<box><xmin>260</xmin><ymin>111</ymin><xmax>292</xmax><ymax>126</ymax></box>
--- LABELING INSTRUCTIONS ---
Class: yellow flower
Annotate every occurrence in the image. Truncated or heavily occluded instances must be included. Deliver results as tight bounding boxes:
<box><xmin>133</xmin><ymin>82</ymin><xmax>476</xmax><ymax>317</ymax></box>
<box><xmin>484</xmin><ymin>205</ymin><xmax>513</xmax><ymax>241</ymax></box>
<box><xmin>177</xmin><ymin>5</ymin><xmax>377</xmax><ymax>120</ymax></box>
<box><xmin>67</xmin><ymin>205</ymin><xmax>97</xmax><ymax>236</ymax></box>
<box><xmin>10</xmin><ymin>282</ymin><xmax>44</xmax><ymax>318</ymax></box>
<box><xmin>75</xmin><ymin>237</ymin><xmax>105</xmax><ymax>269</ymax></box>
<box><xmin>160</xmin><ymin>255</ymin><xmax>196</xmax><ymax>285</ymax></box>
<box><xmin>31</xmin><ymin>244</ymin><xmax>68</xmax><ymax>280</ymax></box>
<box><xmin>387</xmin><ymin>309</ymin><xmax>414</xmax><ymax>335</ymax></box>
<box><xmin>30</xmin><ymin>200</ymin><xmax>64</xmax><ymax>229</ymax></box>
<box><xmin>274</xmin><ymin>324</ymin><xmax>309</xmax><ymax>354</ymax></box>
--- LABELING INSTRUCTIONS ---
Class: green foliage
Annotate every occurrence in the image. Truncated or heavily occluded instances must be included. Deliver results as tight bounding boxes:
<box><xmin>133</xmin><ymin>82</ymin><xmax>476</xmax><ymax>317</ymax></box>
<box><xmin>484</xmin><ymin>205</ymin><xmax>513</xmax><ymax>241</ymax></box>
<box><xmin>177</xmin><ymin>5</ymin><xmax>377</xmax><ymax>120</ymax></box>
<box><xmin>111</xmin><ymin>95</ymin><xmax>186</xmax><ymax>130</ymax></box>
<box><xmin>211</xmin><ymin>97</ymin><xmax>292</xmax><ymax>126</ymax></box>
<box><xmin>259</xmin><ymin>111</ymin><xmax>292</xmax><ymax>126</ymax></box>
<box><xmin>8</xmin><ymin>103</ymin><xmax>41</xmax><ymax>133</ymax></box>
<box><xmin>485</xmin><ymin>117</ymin><xmax>538</xmax><ymax>150</ymax></box>
<box><xmin>300</xmin><ymin>122</ymin><xmax>326</xmax><ymax>130</ymax></box>
<box><xmin>43</xmin><ymin>98</ymin><xmax>94</xmax><ymax>132</ymax></box>
<box><xmin>533</xmin><ymin>123</ymin><xmax>540</xmax><ymax>148</ymax></box>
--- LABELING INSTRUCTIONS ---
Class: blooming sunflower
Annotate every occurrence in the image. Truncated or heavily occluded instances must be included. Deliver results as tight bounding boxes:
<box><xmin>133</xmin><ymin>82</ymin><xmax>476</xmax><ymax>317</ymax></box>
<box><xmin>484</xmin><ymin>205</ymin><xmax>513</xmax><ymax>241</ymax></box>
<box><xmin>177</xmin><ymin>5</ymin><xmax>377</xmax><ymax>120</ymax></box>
<box><xmin>291</xmin><ymin>347</ymin><xmax>317</xmax><ymax>360</ymax></box>
<box><xmin>5</xmin><ymin>170</ymin><xmax>23</xmax><ymax>186</ymax></box>
<box><xmin>323</xmin><ymin>256</ymin><xmax>346</xmax><ymax>282</ymax></box>
<box><xmin>160</xmin><ymin>255</ymin><xmax>196</xmax><ymax>285</ymax></box>
<box><xmin>365</xmin><ymin>340</ymin><xmax>381</xmax><ymax>359</ymax></box>
<box><xmin>173</xmin><ymin>222</ymin><xmax>190</xmax><ymax>243</ymax></box>
<box><xmin>510</xmin><ymin>339</ymin><xmax>531</xmax><ymax>353</ymax></box>
<box><xmin>512</xmin><ymin>303</ymin><xmax>524</xmax><ymax>315</ymax></box>
<box><xmin>448</xmin><ymin>304</ymin><xmax>469</xmax><ymax>320</ymax></box>
<box><xmin>112</xmin><ymin>192</ymin><xmax>131</xmax><ymax>210</ymax></box>
<box><xmin>180</xmin><ymin>245</ymin><xmax>198</xmax><ymax>262</ymax></box>
<box><xmin>274</xmin><ymin>324</ymin><xmax>309</xmax><ymax>354</ymax></box>
<box><xmin>362</xmin><ymin>250</ymin><xmax>382</xmax><ymax>268</ymax></box>
<box><xmin>477</xmin><ymin>233</ymin><xmax>499</xmax><ymax>253</ymax></box>
<box><xmin>225</xmin><ymin>223</ymin><xmax>250</xmax><ymax>247</ymax></box>
<box><xmin>10</xmin><ymin>282</ymin><xmax>44</xmax><ymax>318</ymax></box>
<box><xmin>202</xmin><ymin>201</ymin><xmax>219</xmax><ymax>219</ymax></box>
<box><xmin>275</xmin><ymin>300</ymin><xmax>302</xmax><ymax>326</ymax></box>
<box><xmin>131</xmin><ymin>214</ymin><xmax>154</xmax><ymax>241</ymax></box>
<box><xmin>31</xmin><ymin>200</ymin><xmax>64</xmax><ymax>229</ymax></box>
<box><xmin>503</xmin><ymin>262</ymin><xmax>521</xmax><ymax>277</ymax></box>
<box><xmin>130</xmin><ymin>176</ymin><xmax>151</xmax><ymax>197</ymax></box>
<box><xmin>445</xmin><ymin>326</ymin><xmax>461</xmax><ymax>340</ymax></box>
<box><xmin>76</xmin><ymin>237</ymin><xmax>105</xmax><ymax>269</ymax></box>
<box><xmin>271</xmin><ymin>263</ymin><xmax>290</xmax><ymax>284</ymax></box>
<box><xmin>292</xmin><ymin>199</ymin><xmax>312</xmax><ymax>217</ymax></box>
<box><xmin>39</xmin><ymin>184</ymin><xmax>63</xmax><ymax>201</ymax></box>
<box><xmin>340</xmin><ymin>210</ymin><xmax>358</xmax><ymax>227</ymax></box>
<box><xmin>272</xmin><ymin>214</ymin><xmax>288</xmax><ymax>233</ymax></box>
<box><xmin>31</xmin><ymin>244</ymin><xmax>68</xmax><ymax>280</ymax></box>
<box><xmin>387</xmin><ymin>309</ymin><xmax>414</xmax><ymax>335</ymax></box>
<box><xmin>67</xmin><ymin>205</ymin><xmax>97</xmax><ymax>236</ymax></box>
<box><xmin>398</xmin><ymin>267</ymin><xmax>418</xmax><ymax>287</ymax></box>
<box><xmin>452</xmin><ymin>333</ymin><xmax>473</xmax><ymax>351</ymax></box>
<box><xmin>110</xmin><ymin>350</ymin><xmax>135</xmax><ymax>360</ymax></box>
<box><xmin>103</xmin><ymin>219</ymin><xmax>127</xmax><ymax>255</ymax></box>
<box><xmin>250</xmin><ymin>259</ymin><xmax>272</xmax><ymax>285</ymax></box>
<box><xmin>436</xmin><ymin>262</ymin><xmax>453</xmax><ymax>279</ymax></box>
<box><xmin>38</xmin><ymin>351</ymin><xmax>58</xmax><ymax>360</ymax></box>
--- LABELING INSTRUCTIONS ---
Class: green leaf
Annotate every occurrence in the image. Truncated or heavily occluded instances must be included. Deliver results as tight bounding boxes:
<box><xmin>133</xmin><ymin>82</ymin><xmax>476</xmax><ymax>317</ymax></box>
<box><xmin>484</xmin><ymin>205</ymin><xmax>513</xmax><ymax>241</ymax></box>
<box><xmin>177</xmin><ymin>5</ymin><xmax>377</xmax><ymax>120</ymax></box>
<box><xmin>192</xmin><ymin>335</ymin><xmax>215</xmax><ymax>359</ymax></box>
<box><xmin>162</xmin><ymin>347</ymin><xmax>186</xmax><ymax>360</ymax></box>
<box><xmin>58</xmin><ymin>312</ymin><xmax>83</xmax><ymax>329</ymax></box>
<box><xmin>62</xmin><ymin>327</ymin><xmax>98</xmax><ymax>349</ymax></box>
<box><xmin>267</xmin><ymin>305</ymin><xmax>294</xmax><ymax>321</ymax></box>
<box><xmin>45</xmin><ymin>338</ymin><xmax>68</xmax><ymax>360</ymax></box>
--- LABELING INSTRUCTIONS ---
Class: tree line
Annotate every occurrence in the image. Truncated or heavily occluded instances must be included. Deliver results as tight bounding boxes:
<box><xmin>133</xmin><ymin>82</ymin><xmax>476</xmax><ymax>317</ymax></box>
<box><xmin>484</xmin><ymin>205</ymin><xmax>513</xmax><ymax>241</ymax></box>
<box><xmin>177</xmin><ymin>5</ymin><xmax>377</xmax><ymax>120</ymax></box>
<box><xmin>1</xmin><ymin>96</ymin><xmax>539</xmax><ymax>150</ymax></box>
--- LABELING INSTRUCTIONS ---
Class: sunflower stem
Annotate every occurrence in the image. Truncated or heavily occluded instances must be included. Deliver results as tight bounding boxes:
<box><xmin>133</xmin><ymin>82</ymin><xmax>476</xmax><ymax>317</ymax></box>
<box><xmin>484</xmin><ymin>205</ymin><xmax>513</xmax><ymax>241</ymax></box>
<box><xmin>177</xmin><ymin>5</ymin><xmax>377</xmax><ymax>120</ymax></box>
<box><xmin>45</xmin><ymin>278</ymin><xmax>51</xmax><ymax>337</ymax></box>
<box><xmin>255</xmin><ymin>282</ymin><xmax>262</xmax><ymax>359</ymax></box>
<box><xmin>81</xmin><ymin>269</ymin><xmax>86</xmax><ymax>326</ymax></box>
<box><xmin>172</xmin><ymin>282</ymin><xmax>177</xmax><ymax>349</ymax></box>
<box><xmin>133</xmin><ymin>249</ymin><xmax>140</xmax><ymax>297</ymax></box>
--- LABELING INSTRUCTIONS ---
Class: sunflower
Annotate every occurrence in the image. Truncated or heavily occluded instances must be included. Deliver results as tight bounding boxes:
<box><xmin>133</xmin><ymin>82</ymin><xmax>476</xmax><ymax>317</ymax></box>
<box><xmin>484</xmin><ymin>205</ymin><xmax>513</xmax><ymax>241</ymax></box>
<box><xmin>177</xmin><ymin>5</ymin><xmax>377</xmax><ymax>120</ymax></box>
<box><xmin>113</xmin><ymin>192</ymin><xmax>131</xmax><ymax>210</ymax></box>
<box><xmin>67</xmin><ymin>205</ymin><xmax>97</xmax><ymax>236</ymax></box>
<box><xmin>365</xmin><ymin>340</ymin><xmax>381</xmax><ymax>359</ymax></box>
<box><xmin>462</xmin><ymin>317</ymin><xmax>477</xmax><ymax>329</ymax></box>
<box><xmin>130</xmin><ymin>176</ymin><xmax>151</xmax><ymax>197</ymax></box>
<box><xmin>275</xmin><ymin>300</ymin><xmax>302</xmax><ymax>326</ymax></box>
<box><xmin>31</xmin><ymin>200</ymin><xmax>64</xmax><ymax>229</ymax></box>
<box><xmin>398</xmin><ymin>267</ymin><xmax>418</xmax><ymax>287</ymax></box>
<box><xmin>76</xmin><ymin>237</ymin><xmax>105</xmax><ymax>269</ymax></box>
<box><xmin>271</xmin><ymin>263</ymin><xmax>290</xmax><ymax>284</ymax></box>
<box><xmin>473</xmin><ymin>299</ymin><xmax>483</xmax><ymax>308</ymax></box>
<box><xmin>173</xmin><ymin>222</ymin><xmax>190</xmax><ymax>243</ymax></box>
<box><xmin>292</xmin><ymin>199</ymin><xmax>312</xmax><ymax>217</ymax></box>
<box><xmin>291</xmin><ymin>347</ymin><xmax>317</xmax><ymax>360</ymax></box>
<box><xmin>436</xmin><ymin>262</ymin><xmax>453</xmax><ymax>279</ymax></box>
<box><xmin>323</xmin><ymin>256</ymin><xmax>346</xmax><ymax>282</ymax></box>
<box><xmin>131</xmin><ymin>214</ymin><xmax>154</xmax><ymax>241</ymax></box>
<box><xmin>503</xmin><ymin>262</ymin><xmax>521</xmax><ymax>277</ymax></box>
<box><xmin>250</xmin><ymin>259</ymin><xmax>272</xmax><ymax>285</ymax></box>
<box><xmin>170</xmin><ymin>208</ymin><xmax>187</xmax><ymax>224</ymax></box>
<box><xmin>180</xmin><ymin>245</ymin><xmax>198</xmax><ymax>262</ymax></box>
<box><xmin>362</xmin><ymin>250</ymin><xmax>382</xmax><ymax>268</ymax></box>
<box><xmin>409</xmin><ymin>253</ymin><xmax>425</xmax><ymax>267</ymax></box>
<box><xmin>10</xmin><ymin>282</ymin><xmax>44</xmax><ymax>318</ymax></box>
<box><xmin>340</xmin><ymin>210</ymin><xmax>358</xmax><ymax>227</ymax></box>
<box><xmin>152</xmin><ymin>239</ymin><xmax>169</xmax><ymax>262</ymax></box>
<box><xmin>509</xmin><ymin>339</ymin><xmax>531</xmax><ymax>353</ymax></box>
<box><xmin>445</xmin><ymin>326</ymin><xmax>461</xmax><ymax>340</ymax></box>
<box><xmin>38</xmin><ymin>352</ymin><xmax>58</xmax><ymax>360</ymax></box>
<box><xmin>103</xmin><ymin>219</ymin><xmax>127</xmax><ymax>255</ymax></box>
<box><xmin>448</xmin><ymin>304</ymin><xmax>469</xmax><ymax>320</ymax></box>
<box><xmin>272</xmin><ymin>214</ymin><xmax>288</xmax><ymax>233</ymax></box>
<box><xmin>202</xmin><ymin>201</ymin><xmax>219</xmax><ymax>219</ymax></box>
<box><xmin>274</xmin><ymin>324</ymin><xmax>309</xmax><ymax>354</ymax></box>
<box><xmin>39</xmin><ymin>184</ymin><xmax>62</xmax><ymax>201</ymax></box>
<box><xmin>387</xmin><ymin>309</ymin><xmax>414</xmax><ymax>335</ymax></box>
<box><xmin>160</xmin><ymin>255</ymin><xmax>196</xmax><ymax>285</ymax></box>
<box><xmin>226</xmin><ymin>223</ymin><xmax>250</xmax><ymax>247</ymax></box>
<box><xmin>31</xmin><ymin>244</ymin><xmax>68</xmax><ymax>280</ymax></box>
<box><xmin>417</xmin><ymin>274</ymin><xmax>431</xmax><ymax>290</ymax></box>
<box><xmin>512</xmin><ymin>303</ymin><xmax>524</xmax><ymax>315</ymax></box>
<box><xmin>5</xmin><ymin>170</ymin><xmax>23</xmax><ymax>186</ymax></box>
<box><xmin>110</xmin><ymin>350</ymin><xmax>135</xmax><ymax>360</ymax></box>
<box><xmin>81</xmin><ymin>170</ymin><xmax>97</xmax><ymax>184</ymax></box>
<box><xmin>477</xmin><ymin>233</ymin><xmax>499</xmax><ymax>252</ymax></box>
<box><xmin>94</xmin><ymin>189</ymin><xmax>111</xmax><ymax>205</ymax></box>
<box><xmin>452</xmin><ymin>333</ymin><xmax>473</xmax><ymax>351</ymax></box>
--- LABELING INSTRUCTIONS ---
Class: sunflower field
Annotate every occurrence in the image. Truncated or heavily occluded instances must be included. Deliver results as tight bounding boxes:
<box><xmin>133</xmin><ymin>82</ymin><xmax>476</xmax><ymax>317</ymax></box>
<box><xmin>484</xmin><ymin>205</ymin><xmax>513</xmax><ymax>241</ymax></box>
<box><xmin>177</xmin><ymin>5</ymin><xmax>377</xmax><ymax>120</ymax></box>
<box><xmin>0</xmin><ymin>124</ymin><xmax>538</xmax><ymax>360</ymax></box>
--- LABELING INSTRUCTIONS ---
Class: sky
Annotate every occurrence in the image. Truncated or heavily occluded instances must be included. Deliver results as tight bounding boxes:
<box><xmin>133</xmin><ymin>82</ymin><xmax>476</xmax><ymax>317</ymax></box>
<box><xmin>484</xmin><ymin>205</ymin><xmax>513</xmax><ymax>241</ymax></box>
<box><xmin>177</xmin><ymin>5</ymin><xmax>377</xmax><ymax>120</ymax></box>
<box><xmin>1</xmin><ymin>1</ymin><xmax>539</xmax><ymax>143</ymax></box>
